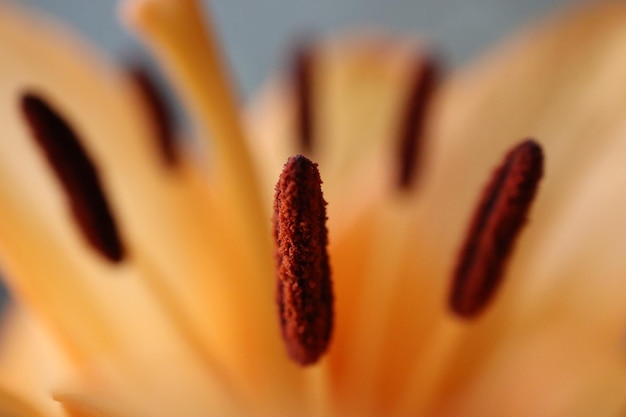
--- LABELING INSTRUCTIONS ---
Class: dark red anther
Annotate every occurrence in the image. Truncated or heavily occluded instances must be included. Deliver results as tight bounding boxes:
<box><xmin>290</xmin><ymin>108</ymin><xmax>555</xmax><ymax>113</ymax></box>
<box><xmin>397</xmin><ymin>54</ymin><xmax>440</xmax><ymax>190</ymax></box>
<box><xmin>273</xmin><ymin>155</ymin><xmax>333</xmax><ymax>365</ymax></box>
<box><xmin>450</xmin><ymin>140</ymin><xmax>544</xmax><ymax>318</ymax></box>
<box><xmin>128</xmin><ymin>64</ymin><xmax>178</xmax><ymax>167</ymax></box>
<box><xmin>21</xmin><ymin>92</ymin><xmax>126</xmax><ymax>263</ymax></box>
<box><xmin>293</xmin><ymin>45</ymin><xmax>315</xmax><ymax>153</ymax></box>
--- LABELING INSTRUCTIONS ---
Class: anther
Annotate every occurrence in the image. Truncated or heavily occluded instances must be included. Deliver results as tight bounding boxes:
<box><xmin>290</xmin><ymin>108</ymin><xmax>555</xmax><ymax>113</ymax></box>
<box><xmin>21</xmin><ymin>92</ymin><xmax>126</xmax><ymax>263</ymax></box>
<box><xmin>293</xmin><ymin>44</ymin><xmax>315</xmax><ymax>153</ymax></box>
<box><xmin>273</xmin><ymin>155</ymin><xmax>333</xmax><ymax>365</ymax></box>
<box><xmin>396</xmin><ymin>54</ymin><xmax>439</xmax><ymax>190</ymax></box>
<box><xmin>128</xmin><ymin>63</ymin><xmax>178</xmax><ymax>166</ymax></box>
<box><xmin>450</xmin><ymin>140</ymin><xmax>544</xmax><ymax>318</ymax></box>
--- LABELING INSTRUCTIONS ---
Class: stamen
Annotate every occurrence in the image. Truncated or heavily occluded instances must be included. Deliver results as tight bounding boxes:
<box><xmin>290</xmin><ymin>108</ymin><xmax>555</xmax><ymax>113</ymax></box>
<box><xmin>293</xmin><ymin>44</ymin><xmax>314</xmax><ymax>152</ymax></box>
<box><xmin>20</xmin><ymin>93</ymin><xmax>126</xmax><ymax>263</ymax></box>
<box><xmin>121</xmin><ymin>0</ymin><xmax>266</xmax><ymax>226</ymax></box>
<box><xmin>397</xmin><ymin>55</ymin><xmax>439</xmax><ymax>189</ymax></box>
<box><xmin>273</xmin><ymin>155</ymin><xmax>333</xmax><ymax>366</ymax></box>
<box><xmin>128</xmin><ymin>63</ymin><xmax>178</xmax><ymax>166</ymax></box>
<box><xmin>450</xmin><ymin>140</ymin><xmax>544</xmax><ymax>318</ymax></box>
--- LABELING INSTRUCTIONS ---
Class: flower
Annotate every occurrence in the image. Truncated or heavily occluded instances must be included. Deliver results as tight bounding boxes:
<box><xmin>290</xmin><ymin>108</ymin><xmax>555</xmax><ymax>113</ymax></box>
<box><xmin>1</xmin><ymin>1</ymin><xmax>626</xmax><ymax>417</ymax></box>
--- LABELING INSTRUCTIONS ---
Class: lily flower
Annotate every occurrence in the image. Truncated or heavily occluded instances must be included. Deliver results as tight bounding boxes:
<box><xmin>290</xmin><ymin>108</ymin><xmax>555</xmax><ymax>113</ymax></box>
<box><xmin>0</xmin><ymin>1</ymin><xmax>625</xmax><ymax>417</ymax></box>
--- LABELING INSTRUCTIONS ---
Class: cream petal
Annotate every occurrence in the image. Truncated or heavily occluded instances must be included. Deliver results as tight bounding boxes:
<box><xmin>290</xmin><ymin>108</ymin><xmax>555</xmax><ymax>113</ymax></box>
<box><xmin>418</xmin><ymin>1</ymin><xmax>626</xmax><ymax>259</ymax></box>
<box><xmin>448</xmin><ymin>124</ymin><xmax>626</xmax><ymax>417</ymax></box>
<box><xmin>391</xmin><ymin>3</ymin><xmax>626</xmax><ymax>414</ymax></box>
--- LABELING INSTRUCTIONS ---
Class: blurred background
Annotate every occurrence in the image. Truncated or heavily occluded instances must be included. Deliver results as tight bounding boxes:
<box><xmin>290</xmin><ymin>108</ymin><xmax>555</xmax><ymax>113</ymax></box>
<box><xmin>2</xmin><ymin>0</ymin><xmax>587</xmax><ymax>311</ymax></box>
<box><xmin>20</xmin><ymin>0</ymin><xmax>587</xmax><ymax>96</ymax></box>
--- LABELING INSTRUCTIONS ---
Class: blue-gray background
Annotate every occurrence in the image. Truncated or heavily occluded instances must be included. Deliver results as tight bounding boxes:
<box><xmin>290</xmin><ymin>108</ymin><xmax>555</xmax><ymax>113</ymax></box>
<box><xmin>20</xmin><ymin>0</ymin><xmax>585</xmax><ymax>96</ymax></box>
<box><xmin>2</xmin><ymin>0</ymin><xmax>585</xmax><ymax>311</ymax></box>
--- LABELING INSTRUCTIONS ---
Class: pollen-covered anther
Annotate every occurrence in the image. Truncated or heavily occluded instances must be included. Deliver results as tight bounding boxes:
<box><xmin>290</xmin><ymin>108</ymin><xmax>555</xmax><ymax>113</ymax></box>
<box><xmin>20</xmin><ymin>92</ymin><xmax>126</xmax><ymax>263</ymax></box>
<box><xmin>273</xmin><ymin>155</ymin><xmax>333</xmax><ymax>366</ymax></box>
<box><xmin>450</xmin><ymin>139</ymin><xmax>544</xmax><ymax>318</ymax></box>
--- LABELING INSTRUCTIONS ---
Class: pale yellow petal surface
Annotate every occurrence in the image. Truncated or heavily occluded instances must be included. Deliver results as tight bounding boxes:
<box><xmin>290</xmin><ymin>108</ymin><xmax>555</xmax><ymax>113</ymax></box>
<box><xmin>397</xmin><ymin>2</ymin><xmax>626</xmax><ymax>414</ymax></box>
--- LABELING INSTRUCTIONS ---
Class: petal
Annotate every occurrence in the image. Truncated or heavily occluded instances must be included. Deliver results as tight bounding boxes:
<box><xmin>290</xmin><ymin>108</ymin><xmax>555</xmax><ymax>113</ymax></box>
<box><xmin>397</xmin><ymin>2</ymin><xmax>626</xmax><ymax>414</ymax></box>
<box><xmin>0</xmin><ymin>386</ymin><xmax>50</xmax><ymax>417</ymax></box>
<box><xmin>0</xmin><ymin>2</ymin><xmax>313</xmax><ymax>414</ymax></box>
<box><xmin>0</xmin><ymin>306</ymin><xmax>67</xmax><ymax>417</ymax></box>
